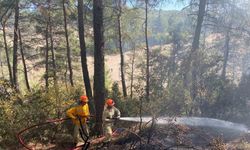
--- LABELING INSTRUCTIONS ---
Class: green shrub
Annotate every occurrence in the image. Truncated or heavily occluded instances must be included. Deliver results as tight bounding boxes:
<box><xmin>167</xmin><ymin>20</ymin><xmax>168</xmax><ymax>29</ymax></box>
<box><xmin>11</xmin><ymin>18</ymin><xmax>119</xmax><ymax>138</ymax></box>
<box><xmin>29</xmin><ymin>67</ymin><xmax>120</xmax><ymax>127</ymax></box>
<box><xmin>0</xmin><ymin>79</ymin><xmax>85</xmax><ymax>147</ymax></box>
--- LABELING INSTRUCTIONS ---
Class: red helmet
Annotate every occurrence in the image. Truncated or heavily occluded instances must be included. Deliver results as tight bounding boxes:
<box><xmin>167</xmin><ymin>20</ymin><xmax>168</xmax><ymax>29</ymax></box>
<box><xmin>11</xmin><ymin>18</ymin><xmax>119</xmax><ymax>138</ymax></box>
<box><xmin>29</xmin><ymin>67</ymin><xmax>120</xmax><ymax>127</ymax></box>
<box><xmin>80</xmin><ymin>95</ymin><xmax>88</xmax><ymax>102</ymax></box>
<box><xmin>106</xmin><ymin>99</ymin><xmax>114</xmax><ymax>106</ymax></box>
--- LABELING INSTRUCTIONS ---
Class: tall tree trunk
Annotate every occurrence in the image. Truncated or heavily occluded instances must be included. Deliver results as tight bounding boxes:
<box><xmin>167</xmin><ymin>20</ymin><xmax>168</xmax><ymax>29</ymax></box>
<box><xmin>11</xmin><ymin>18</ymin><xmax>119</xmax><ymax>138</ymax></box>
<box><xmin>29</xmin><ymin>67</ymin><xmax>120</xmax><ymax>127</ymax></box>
<box><xmin>2</xmin><ymin>23</ymin><xmax>13</xmax><ymax>85</ymax></box>
<box><xmin>0</xmin><ymin>50</ymin><xmax>2</xmax><ymax>77</ymax></box>
<box><xmin>45</xmin><ymin>21</ymin><xmax>49</xmax><ymax>89</ymax></box>
<box><xmin>168</xmin><ymin>31</ymin><xmax>179</xmax><ymax>86</ymax></box>
<box><xmin>18</xmin><ymin>29</ymin><xmax>31</xmax><ymax>91</ymax></box>
<box><xmin>93</xmin><ymin>0</ymin><xmax>105</xmax><ymax>135</ymax></box>
<box><xmin>221</xmin><ymin>31</ymin><xmax>230</xmax><ymax>82</ymax></box>
<box><xmin>130</xmin><ymin>43</ymin><xmax>136</xmax><ymax>99</ymax></box>
<box><xmin>48</xmin><ymin>2</ymin><xmax>56</xmax><ymax>85</ymax></box>
<box><xmin>145</xmin><ymin>0</ymin><xmax>150</xmax><ymax>101</ymax></box>
<box><xmin>63</xmin><ymin>0</ymin><xmax>74</xmax><ymax>86</ymax></box>
<box><xmin>117</xmin><ymin>0</ymin><xmax>127</xmax><ymax>97</ymax></box>
<box><xmin>0</xmin><ymin>52</ymin><xmax>3</xmax><ymax>78</ymax></box>
<box><xmin>77</xmin><ymin>0</ymin><xmax>93</xmax><ymax>99</ymax></box>
<box><xmin>172</xmin><ymin>33</ymin><xmax>180</xmax><ymax>76</ymax></box>
<box><xmin>216</xmin><ymin>30</ymin><xmax>231</xmax><ymax>116</ymax></box>
<box><xmin>191</xmin><ymin>0</ymin><xmax>206</xmax><ymax>52</ymax></box>
<box><xmin>12</xmin><ymin>0</ymin><xmax>19</xmax><ymax>90</ymax></box>
<box><xmin>190</xmin><ymin>0</ymin><xmax>207</xmax><ymax>115</ymax></box>
<box><xmin>48</xmin><ymin>0</ymin><xmax>60</xmax><ymax>117</ymax></box>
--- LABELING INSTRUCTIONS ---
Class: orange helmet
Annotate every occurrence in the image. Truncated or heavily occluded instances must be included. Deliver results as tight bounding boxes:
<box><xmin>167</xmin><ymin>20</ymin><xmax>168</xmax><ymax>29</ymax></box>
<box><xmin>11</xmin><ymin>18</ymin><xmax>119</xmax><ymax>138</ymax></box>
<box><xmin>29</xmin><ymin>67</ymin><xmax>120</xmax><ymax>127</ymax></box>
<box><xmin>106</xmin><ymin>99</ymin><xmax>114</xmax><ymax>106</ymax></box>
<box><xmin>80</xmin><ymin>95</ymin><xmax>88</xmax><ymax>102</ymax></box>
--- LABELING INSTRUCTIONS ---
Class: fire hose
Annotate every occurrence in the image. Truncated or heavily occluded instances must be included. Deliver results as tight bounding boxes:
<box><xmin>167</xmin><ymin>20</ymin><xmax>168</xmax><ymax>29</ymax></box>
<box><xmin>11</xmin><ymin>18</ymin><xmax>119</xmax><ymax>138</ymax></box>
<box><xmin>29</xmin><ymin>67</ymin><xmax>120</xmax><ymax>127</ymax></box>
<box><xmin>77</xmin><ymin>115</ymin><xmax>90</xmax><ymax>150</ymax></box>
<box><xmin>17</xmin><ymin>116</ymin><xmax>123</xmax><ymax>150</ymax></box>
<box><xmin>16</xmin><ymin>117</ymin><xmax>89</xmax><ymax>150</ymax></box>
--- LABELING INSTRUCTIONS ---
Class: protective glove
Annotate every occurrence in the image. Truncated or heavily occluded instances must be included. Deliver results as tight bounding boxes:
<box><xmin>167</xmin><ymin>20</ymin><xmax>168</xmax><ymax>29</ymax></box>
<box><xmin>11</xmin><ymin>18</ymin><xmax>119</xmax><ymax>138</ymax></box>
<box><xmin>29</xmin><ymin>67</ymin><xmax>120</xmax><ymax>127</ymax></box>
<box><xmin>71</xmin><ymin>116</ymin><xmax>77</xmax><ymax>120</ymax></box>
<box><xmin>113</xmin><ymin>117</ymin><xmax>120</xmax><ymax>120</ymax></box>
<box><xmin>86</xmin><ymin>117</ymin><xmax>90</xmax><ymax>123</ymax></box>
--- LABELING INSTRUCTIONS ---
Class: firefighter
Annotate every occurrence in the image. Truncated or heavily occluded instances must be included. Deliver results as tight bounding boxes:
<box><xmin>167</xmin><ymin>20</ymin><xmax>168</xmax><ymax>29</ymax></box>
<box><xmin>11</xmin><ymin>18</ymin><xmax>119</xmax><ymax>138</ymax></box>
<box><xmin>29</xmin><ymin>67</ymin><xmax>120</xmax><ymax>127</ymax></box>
<box><xmin>102</xmin><ymin>98</ymin><xmax>121</xmax><ymax>146</ymax></box>
<box><xmin>66</xmin><ymin>95</ymin><xmax>90</xmax><ymax>145</ymax></box>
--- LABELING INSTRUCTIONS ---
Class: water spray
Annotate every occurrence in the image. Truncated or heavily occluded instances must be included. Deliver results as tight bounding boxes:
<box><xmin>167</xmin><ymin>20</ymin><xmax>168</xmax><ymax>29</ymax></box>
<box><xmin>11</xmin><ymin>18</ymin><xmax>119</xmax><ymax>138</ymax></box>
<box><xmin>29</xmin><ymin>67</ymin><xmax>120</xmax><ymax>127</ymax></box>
<box><xmin>119</xmin><ymin>116</ymin><xmax>249</xmax><ymax>132</ymax></box>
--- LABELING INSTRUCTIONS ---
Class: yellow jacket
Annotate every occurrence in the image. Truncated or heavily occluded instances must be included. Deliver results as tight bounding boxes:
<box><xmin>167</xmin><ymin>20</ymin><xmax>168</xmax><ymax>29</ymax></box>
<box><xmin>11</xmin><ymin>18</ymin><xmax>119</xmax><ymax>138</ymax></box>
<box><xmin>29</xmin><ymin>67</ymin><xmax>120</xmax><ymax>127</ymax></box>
<box><xmin>66</xmin><ymin>104</ymin><xmax>90</xmax><ymax>125</ymax></box>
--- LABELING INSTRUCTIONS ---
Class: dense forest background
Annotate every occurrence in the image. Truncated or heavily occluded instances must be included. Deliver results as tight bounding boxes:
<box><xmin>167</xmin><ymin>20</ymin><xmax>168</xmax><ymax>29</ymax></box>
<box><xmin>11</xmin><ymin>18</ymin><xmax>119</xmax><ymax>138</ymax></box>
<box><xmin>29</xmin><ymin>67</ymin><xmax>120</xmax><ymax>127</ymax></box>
<box><xmin>1</xmin><ymin>0</ymin><xmax>250</xmax><ymax>148</ymax></box>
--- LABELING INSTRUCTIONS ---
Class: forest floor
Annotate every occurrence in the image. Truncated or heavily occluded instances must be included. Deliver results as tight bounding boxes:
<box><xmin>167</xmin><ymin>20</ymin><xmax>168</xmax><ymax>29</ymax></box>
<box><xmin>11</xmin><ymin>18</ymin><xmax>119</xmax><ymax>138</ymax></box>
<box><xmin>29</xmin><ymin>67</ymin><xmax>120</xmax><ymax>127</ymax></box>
<box><xmin>16</xmin><ymin>121</ymin><xmax>250</xmax><ymax>150</ymax></box>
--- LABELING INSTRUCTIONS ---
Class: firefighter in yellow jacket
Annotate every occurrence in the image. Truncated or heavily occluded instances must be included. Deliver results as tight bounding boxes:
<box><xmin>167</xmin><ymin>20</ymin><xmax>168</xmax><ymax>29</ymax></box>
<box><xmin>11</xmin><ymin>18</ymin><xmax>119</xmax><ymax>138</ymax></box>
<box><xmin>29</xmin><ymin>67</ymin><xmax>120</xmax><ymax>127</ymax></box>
<box><xmin>66</xmin><ymin>95</ymin><xmax>90</xmax><ymax>145</ymax></box>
